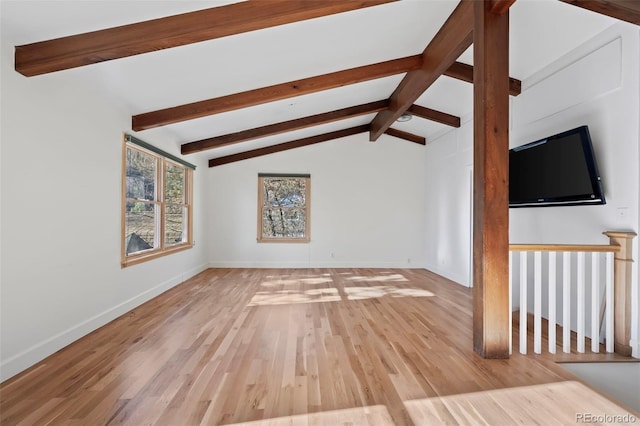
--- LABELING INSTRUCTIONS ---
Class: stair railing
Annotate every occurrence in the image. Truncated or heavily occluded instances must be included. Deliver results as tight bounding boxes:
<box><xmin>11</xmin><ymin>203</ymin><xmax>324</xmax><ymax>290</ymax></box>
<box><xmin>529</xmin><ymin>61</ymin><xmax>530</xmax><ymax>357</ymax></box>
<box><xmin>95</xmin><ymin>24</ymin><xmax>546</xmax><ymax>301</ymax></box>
<box><xmin>509</xmin><ymin>244</ymin><xmax>616</xmax><ymax>355</ymax></box>
<box><xmin>508</xmin><ymin>232</ymin><xmax>636</xmax><ymax>356</ymax></box>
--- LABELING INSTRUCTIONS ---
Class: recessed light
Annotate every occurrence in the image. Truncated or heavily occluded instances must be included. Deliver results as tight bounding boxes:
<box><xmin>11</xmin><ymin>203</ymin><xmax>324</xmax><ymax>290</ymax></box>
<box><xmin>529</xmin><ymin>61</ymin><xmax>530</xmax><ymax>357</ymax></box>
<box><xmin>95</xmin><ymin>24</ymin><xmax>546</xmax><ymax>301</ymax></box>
<box><xmin>396</xmin><ymin>112</ymin><xmax>412</xmax><ymax>122</ymax></box>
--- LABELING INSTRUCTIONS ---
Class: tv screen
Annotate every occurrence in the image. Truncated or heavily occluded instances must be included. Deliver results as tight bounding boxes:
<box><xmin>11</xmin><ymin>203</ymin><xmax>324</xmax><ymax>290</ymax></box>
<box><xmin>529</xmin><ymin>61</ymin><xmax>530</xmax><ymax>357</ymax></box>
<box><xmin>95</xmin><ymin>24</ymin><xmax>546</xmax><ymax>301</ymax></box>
<box><xmin>509</xmin><ymin>125</ymin><xmax>605</xmax><ymax>207</ymax></box>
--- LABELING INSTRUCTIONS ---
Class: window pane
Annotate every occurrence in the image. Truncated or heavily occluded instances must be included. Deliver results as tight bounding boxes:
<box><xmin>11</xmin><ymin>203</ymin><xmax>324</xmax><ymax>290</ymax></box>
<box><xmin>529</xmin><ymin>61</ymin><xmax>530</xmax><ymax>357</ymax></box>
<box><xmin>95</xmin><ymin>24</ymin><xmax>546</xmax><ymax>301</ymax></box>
<box><xmin>165</xmin><ymin>204</ymin><xmax>186</xmax><ymax>246</ymax></box>
<box><xmin>126</xmin><ymin>147</ymin><xmax>157</xmax><ymax>201</ymax></box>
<box><xmin>165</xmin><ymin>164</ymin><xmax>185</xmax><ymax>204</ymax></box>
<box><xmin>122</xmin><ymin>140</ymin><xmax>194</xmax><ymax>266</ymax></box>
<box><xmin>125</xmin><ymin>202</ymin><xmax>156</xmax><ymax>254</ymax></box>
<box><xmin>262</xmin><ymin>207</ymin><xmax>306</xmax><ymax>238</ymax></box>
<box><xmin>263</xmin><ymin>178</ymin><xmax>306</xmax><ymax>207</ymax></box>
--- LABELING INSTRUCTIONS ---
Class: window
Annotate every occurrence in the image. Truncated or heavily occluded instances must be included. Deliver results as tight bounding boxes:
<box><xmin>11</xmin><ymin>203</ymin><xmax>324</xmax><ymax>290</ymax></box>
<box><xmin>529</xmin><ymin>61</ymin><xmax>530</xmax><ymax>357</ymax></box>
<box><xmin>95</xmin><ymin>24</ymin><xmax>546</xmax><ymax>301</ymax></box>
<box><xmin>258</xmin><ymin>173</ymin><xmax>310</xmax><ymax>243</ymax></box>
<box><xmin>122</xmin><ymin>135</ymin><xmax>195</xmax><ymax>267</ymax></box>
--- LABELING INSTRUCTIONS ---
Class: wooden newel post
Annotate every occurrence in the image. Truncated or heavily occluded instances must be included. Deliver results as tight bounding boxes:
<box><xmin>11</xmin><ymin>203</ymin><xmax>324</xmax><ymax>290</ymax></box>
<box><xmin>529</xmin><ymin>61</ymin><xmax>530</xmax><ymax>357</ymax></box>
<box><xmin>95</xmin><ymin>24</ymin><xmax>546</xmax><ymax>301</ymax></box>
<box><xmin>603</xmin><ymin>231</ymin><xmax>636</xmax><ymax>356</ymax></box>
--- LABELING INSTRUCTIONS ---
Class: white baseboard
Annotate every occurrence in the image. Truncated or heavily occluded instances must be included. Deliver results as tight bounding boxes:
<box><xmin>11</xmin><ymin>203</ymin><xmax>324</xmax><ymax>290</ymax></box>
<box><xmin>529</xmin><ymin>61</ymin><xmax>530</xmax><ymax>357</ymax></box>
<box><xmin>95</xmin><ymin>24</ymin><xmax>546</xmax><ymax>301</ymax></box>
<box><xmin>0</xmin><ymin>263</ymin><xmax>208</xmax><ymax>383</ymax></box>
<box><xmin>423</xmin><ymin>262</ymin><xmax>469</xmax><ymax>287</ymax></box>
<box><xmin>207</xmin><ymin>261</ymin><xmax>426</xmax><ymax>269</ymax></box>
<box><xmin>180</xmin><ymin>263</ymin><xmax>209</xmax><ymax>282</ymax></box>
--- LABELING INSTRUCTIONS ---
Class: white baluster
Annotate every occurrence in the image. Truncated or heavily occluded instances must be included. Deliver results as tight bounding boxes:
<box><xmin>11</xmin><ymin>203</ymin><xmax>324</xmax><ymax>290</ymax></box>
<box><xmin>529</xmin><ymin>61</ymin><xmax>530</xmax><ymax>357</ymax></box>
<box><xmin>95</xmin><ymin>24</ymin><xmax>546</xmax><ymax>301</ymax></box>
<box><xmin>548</xmin><ymin>251</ymin><xmax>557</xmax><ymax>354</ymax></box>
<box><xmin>509</xmin><ymin>251</ymin><xmax>513</xmax><ymax>355</ymax></box>
<box><xmin>577</xmin><ymin>252</ymin><xmax>585</xmax><ymax>353</ymax></box>
<box><xmin>534</xmin><ymin>251</ymin><xmax>542</xmax><ymax>354</ymax></box>
<box><xmin>520</xmin><ymin>251</ymin><xmax>527</xmax><ymax>355</ymax></box>
<box><xmin>605</xmin><ymin>251</ymin><xmax>614</xmax><ymax>353</ymax></box>
<box><xmin>563</xmin><ymin>252</ymin><xmax>571</xmax><ymax>353</ymax></box>
<box><xmin>591</xmin><ymin>252</ymin><xmax>600</xmax><ymax>353</ymax></box>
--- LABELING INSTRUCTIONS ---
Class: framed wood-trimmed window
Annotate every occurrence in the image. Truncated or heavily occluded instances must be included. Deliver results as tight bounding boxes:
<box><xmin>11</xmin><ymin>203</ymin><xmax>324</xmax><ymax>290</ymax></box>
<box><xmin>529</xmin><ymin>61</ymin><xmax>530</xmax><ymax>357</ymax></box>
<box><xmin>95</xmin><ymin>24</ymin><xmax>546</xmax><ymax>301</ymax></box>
<box><xmin>122</xmin><ymin>134</ymin><xmax>195</xmax><ymax>267</ymax></box>
<box><xmin>258</xmin><ymin>173</ymin><xmax>310</xmax><ymax>243</ymax></box>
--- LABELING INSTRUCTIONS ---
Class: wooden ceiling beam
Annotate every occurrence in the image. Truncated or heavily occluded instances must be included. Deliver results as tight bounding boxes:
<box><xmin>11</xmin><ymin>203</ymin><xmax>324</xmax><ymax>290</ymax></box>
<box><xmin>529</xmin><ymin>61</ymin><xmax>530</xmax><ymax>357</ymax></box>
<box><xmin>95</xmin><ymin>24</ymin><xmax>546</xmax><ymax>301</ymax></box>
<box><xmin>369</xmin><ymin>0</ymin><xmax>474</xmax><ymax>141</ymax></box>
<box><xmin>183</xmin><ymin>100</ymin><xmax>459</xmax><ymax>154</ymax></box>
<box><xmin>490</xmin><ymin>0</ymin><xmax>517</xmax><ymax>15</ymax></box>
<box><xmin>384</xmin><ymin>128</ymin><xmax>426</xmax><ymax>145</ymax></box>
<box><xmin>133</xmin><ymin>55</ymin><xmax>421</xmax><ymax>131</ymax></box>
<box><xmin>208</xmin><ymin>125</ymin><xmax>370</xmax><ymax>167</ymax></box>
<box><xmin>408</xmin><ymin>104</ymin><xmax>460</xmax><ymax>127</ymax></box>
<box><xmin>182</xmin><ymin>100</ymin><xmax>388</xmax><ymax>154</ymax></box>
<box><xmin>15</xmin><ymin>0</ymin><xmax>397</xmax><ymax>77</ymax></box>
<box><xmin>133</xmin><ymin>57</ymin><xmax>518</xmax><ymax>131</ymax></box>
<box><xmin>559</xmin><ymin>0</ymin><xmax>640</xmax><ymax>26</ymax></box>
<box><xmin>444</xmin><ymin>62</ymin><xmax>521</xmax><ymax>96</ymax></box>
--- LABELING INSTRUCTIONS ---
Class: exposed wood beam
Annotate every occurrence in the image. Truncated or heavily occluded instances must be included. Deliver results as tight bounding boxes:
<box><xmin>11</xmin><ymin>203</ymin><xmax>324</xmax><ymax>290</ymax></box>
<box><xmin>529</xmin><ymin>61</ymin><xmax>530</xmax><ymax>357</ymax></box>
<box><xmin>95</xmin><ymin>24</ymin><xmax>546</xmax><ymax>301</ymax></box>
<box><xmin>560</xmin><ymin>0</ymin><xmax>640</xmax><ymax>26</ymax></box>
<box><xmin>133</xmin><ymin>55</ymin><xmax>421</xmax><ymax>131</ymax></box>
<box><xmin>473</xmin><ymin>0</ymin><xmax>511</xmax><ymax>359</ymax></box>
<box><xmin>407</xmin><ymin>104</ymin><xmax>460</xmax><ymax>127</ymax></box>
<box><xmin>133</xmin><ymin>58</ymin><xmax>519</xmax><ymax>131</ymax></box>
<box><xmin>444</xmin><ymin>62</ymin><xmax>521</xmax><ymax>96</ymax></box>
<box><xmin>15</xmin><ymin>0</ymin><xmax>397</xmax><ymax>77</ymax></box>
<box><xmin>384</xmin><ymin>128</ymin><xmax>426</xmax><ymax>145</ymax></box>
<box><xmin>490</xmin><ymin>0</ymin><xmax>517</xmax><ymax>14</ymax></box>
<box><xmin>182</xmin><ymin>100</ymin><xmax>388</xmax><ymax>155</ymax></box>
<box><xmin>208</xmin><ymin>125</ymin><xmax>369</xmax><ymax>167</ymax></box>
<box><xmin>369</xmin><ymin>1</ymin><xmax>474</xmax><ymax>141</ymax></box>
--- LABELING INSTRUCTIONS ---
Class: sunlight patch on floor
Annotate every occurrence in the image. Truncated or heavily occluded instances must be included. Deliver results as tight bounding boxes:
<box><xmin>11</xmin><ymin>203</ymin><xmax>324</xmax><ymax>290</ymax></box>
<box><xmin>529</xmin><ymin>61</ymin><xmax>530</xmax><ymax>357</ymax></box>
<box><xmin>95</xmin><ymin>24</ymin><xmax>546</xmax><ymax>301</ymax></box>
<box><xmin>228</xmin><ymin>404</ymin><xmax>393</xmax><ymax>425</ymax></box>
<box><xmin>260</xmin><ymin>277</ymin><xmax>335</xmax><ymax>287</ymax></box>
<box><xmin>248</xmin><ymin>288</ymin><xmax>341</xmax><ymax>306</ymax></box>
<box><xmin>344</xmin><ymin>286</ymin><xmax>434</xmax><ymax>300</ymax></box>
<box><xmin>346</xmin><ymin>273</ymin><xmax>409</xmax><ymax>283</ymax></box>
<box><xmin>248</xmin><ymin>285</ymin><xmax>434</xmax><ymax>306</ymax></box>
<box><xmin>404</xmin><ymin>381</ymin><xmax>638</xmax><ymax>425</ymax></box>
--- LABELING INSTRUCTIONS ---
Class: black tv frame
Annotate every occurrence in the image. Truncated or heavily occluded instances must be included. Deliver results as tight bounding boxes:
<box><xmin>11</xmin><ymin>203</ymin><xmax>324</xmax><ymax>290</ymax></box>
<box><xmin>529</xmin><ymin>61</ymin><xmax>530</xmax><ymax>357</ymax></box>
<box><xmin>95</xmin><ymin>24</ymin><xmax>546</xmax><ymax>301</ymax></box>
<box><xmin>509</xmin><ymin>125</ymin><xmax>606</xmax><ymax>208</ymax></box>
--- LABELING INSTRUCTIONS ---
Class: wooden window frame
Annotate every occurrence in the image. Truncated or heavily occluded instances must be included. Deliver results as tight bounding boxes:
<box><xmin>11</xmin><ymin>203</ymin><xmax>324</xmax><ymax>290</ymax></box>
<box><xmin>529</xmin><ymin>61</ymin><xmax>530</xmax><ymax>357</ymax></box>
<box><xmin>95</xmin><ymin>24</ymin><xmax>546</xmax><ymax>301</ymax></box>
<box><xmin>257</xmin><ymin>174</ymin><xmax>310</xmax><ymax>243</ymax></box>
<box><xmin>121</xmin><ymin>137</ymin><xmax>194</xmax><ymax>267</ymax></box>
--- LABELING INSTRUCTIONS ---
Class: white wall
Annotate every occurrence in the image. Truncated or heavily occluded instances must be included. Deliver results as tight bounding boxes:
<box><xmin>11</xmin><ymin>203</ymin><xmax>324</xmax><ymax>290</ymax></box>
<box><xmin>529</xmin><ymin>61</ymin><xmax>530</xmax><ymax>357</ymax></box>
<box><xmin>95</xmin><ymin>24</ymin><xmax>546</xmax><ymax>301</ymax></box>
<box><xmin>0</xmin><ymin>40</ymin><xmax>209</xmax><ymax>381</ymax></box>
<box><xmin>636</xmin><ymin>32</ymin><xmax>640</xmax><ymax>358</ymax></box>
<box><xmin>423</xmin><ymin>117</ymin><xmax>474</xmax><ymax>287</ymax></box>
<box><xmin>206</xmin><ymin>134</ymin><xmax>426</xmax><ymax>268</ymax></box>
<box><xmin>509</xmin><ymin>29</ymin><xmax>639</xmax><ymax>246</ymax></box>
<box><xmin>424</xmin><ymin>23</ymin><xmax>639</xmax><ymax>354</ymax></box>
<box><xmin>510</xmin><ymin>24</ymin><xmax>639</xmax><ymax>355</ymax></box>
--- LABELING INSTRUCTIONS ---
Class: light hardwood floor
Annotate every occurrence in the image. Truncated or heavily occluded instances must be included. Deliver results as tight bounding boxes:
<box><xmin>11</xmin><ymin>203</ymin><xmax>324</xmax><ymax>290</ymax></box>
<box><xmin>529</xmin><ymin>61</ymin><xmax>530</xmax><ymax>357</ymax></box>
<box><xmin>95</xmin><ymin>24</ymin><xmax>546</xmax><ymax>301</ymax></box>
<box><xmin>1</xmin><ymin>268</ymin><xmax>637</xmax><ymax>425</ymax></box>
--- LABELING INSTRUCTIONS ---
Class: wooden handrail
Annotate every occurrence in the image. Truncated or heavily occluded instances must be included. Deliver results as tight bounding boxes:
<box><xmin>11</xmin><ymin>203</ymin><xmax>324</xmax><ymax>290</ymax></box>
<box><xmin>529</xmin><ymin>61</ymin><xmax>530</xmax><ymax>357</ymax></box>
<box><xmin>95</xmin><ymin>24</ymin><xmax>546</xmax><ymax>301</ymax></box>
<box><xmin>509</xmin><ymin>244</ymin><xmax>620</xmax><ymax>253</ymax></box>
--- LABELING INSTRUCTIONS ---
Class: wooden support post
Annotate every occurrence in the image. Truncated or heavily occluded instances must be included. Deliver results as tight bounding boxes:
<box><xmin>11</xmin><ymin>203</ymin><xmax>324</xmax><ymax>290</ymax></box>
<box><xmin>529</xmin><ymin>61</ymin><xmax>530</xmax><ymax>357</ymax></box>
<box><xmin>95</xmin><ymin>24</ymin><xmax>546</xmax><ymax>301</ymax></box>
<box><xmin>473</xmin><ymin>0</ymin><xmax>511</xmax><ymax>358</ymax></box>
<box><xmin>603</xmin><ymin>231</ymin><xmax>637</xmax><ymax>356</ymax></box>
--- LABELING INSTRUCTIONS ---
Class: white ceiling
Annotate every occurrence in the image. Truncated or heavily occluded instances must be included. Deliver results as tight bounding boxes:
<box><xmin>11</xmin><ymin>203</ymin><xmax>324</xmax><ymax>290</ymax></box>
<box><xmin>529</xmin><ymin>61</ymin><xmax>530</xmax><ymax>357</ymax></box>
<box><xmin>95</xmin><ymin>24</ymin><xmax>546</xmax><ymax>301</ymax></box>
<box><xmin>0</xmin><ymin>0</ymin><xmax>617</xmax><ymax>164</ymax></box>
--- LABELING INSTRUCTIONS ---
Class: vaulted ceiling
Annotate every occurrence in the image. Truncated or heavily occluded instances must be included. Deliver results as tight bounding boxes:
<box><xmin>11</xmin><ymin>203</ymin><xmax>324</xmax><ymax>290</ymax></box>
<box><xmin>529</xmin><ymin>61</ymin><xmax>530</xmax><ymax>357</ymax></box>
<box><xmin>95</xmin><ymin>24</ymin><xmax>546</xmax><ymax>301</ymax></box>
<box><xmin>2</xmin><ymin>0</ymin><xmax>633</xmax><ymax>167</ymax></box>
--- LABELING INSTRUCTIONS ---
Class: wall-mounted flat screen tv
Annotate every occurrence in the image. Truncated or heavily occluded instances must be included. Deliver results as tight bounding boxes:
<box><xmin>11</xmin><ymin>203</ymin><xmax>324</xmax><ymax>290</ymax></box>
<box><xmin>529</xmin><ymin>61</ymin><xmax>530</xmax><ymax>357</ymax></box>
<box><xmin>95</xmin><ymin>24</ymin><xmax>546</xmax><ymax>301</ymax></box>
<box><xmin>509</xmin><ymin>125</ymin><xmax>605</xmax><ymax>207</ymax></box>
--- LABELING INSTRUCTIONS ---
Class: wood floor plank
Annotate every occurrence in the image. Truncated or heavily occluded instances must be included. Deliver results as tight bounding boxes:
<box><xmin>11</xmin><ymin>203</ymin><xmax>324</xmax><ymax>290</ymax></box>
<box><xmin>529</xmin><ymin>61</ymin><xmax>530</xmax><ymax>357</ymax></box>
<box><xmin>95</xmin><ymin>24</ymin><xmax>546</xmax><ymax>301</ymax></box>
<box><xmin>1</xmin><ymin>268</ymin><xmax>637</xmax><ymax>425</ymax></box>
